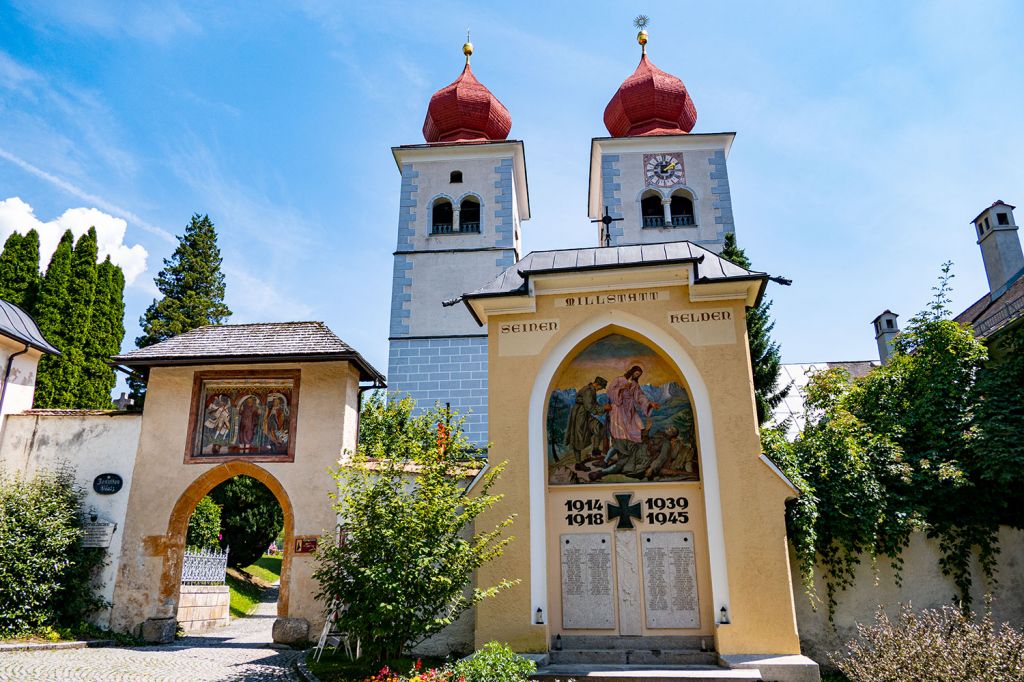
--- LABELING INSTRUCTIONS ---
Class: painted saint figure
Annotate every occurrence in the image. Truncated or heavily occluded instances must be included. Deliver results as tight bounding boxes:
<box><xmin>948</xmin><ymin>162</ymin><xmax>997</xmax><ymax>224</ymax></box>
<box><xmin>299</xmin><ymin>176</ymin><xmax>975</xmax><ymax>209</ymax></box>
<box><xmin>237</xmin><ymin>396</ymin><xmax>261</xmax><ymax>448</ymax></box>
<box><xmin>203</xmin><ymin>394</ymin><xmax>232</xmax><ymax>440</ymax></box>
<box><xmin>264</xmin><ymin>394</ymin><xmax>289</xmax><ymax>449</ymax></box>
<box><xmin>590</xmin><ymin>365</ymin><xmax>659</xmax><ymax>481</ymax></box>
<box><xmin>563</xmin><ymin>376</ymin><xmax>608</xmax><ymax>462</ymax></box>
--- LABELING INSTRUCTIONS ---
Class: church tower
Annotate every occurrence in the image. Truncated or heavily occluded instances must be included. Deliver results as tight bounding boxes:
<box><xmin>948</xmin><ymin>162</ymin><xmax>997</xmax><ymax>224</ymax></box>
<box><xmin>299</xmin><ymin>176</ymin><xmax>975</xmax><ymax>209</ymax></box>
<box><xmin>387</xmin><ymin>41</ymin><xmax>529</xmax><ymax>445</ymax></box>
<box><xmin>588</xmin><ymin>21</ymin><xmax>735</xmax><ymax>252</ymax></box>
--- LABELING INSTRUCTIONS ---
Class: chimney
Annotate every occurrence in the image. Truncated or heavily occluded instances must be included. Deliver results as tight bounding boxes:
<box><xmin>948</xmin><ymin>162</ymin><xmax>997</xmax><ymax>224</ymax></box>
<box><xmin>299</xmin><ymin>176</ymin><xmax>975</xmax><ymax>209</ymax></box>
<box><xmin>872</xmin><ymin>310</ymin><xmax>899</xmax><ymax>364</ymax></box>
<box><xmin>972</xmin><ymin>200</ymin><xmax>1024</xmax><ymax>297</ymax></box>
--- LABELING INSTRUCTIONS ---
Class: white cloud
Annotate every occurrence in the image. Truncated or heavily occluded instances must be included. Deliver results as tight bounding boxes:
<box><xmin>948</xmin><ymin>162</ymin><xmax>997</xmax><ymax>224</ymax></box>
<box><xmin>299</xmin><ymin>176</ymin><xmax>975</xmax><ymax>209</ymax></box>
<box><xmin>0</xmin><ymin>197</ymin><xmax>148</xmax><ymax>285</ymax></box>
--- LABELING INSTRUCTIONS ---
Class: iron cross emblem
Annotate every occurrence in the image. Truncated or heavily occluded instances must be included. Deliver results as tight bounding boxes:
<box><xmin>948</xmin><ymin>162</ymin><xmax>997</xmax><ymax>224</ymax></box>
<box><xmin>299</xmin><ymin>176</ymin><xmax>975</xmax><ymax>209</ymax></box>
<box><xmin>607</xmin><ymin>493</ymin><xmax>642</xmax><ymax>529</ymax></box>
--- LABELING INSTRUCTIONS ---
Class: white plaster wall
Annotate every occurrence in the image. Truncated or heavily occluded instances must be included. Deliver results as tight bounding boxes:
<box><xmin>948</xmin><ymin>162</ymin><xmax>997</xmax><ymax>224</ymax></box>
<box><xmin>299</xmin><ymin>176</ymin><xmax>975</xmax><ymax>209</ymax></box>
<box><xmin>793</xmin><ymin>527</ymin><xmax>1024</xmax><ymax>664</ymax></box>
<box><xmin>614</xmin><ymin>148</ymin><xmax>723</xmax><ymax>246</ymax></box>
<box><xmin>0</xmin><ymin>412</ymin><xmax>143</xmax><ymax>629</ymax></box>
<box><xmin>406</xmin><ymin>250</ymin><xmax>508</xmax><ymax>337</ymax></box>
<box><xmin>0</xmin><ymin>336</ymin><xmax>44</xmax><ymax>417</ymax></box>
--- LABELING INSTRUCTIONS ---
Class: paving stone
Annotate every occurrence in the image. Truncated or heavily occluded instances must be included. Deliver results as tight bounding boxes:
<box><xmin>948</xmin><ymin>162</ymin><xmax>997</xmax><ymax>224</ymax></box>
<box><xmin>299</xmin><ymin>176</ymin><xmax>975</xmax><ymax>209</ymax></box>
<box><xmin>0</xmin><ymin>586</ymin><xmax>300</xmax><ymax>681</ymax></box>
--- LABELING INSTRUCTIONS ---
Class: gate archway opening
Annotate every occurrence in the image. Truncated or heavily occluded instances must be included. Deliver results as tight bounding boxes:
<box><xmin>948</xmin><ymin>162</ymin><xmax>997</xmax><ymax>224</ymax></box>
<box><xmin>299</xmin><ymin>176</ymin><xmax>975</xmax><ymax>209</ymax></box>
<box><xmin>162</xmin><ymin>462</ymin><xmax>295</xmax><ymax>621</ymax></box>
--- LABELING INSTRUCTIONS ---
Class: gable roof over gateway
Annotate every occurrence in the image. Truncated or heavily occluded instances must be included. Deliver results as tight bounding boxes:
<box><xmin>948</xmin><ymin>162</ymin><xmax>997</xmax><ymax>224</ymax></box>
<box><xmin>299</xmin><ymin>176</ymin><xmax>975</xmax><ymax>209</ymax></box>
<box><xmin>112</xmin><ymin>321</ymin><xmax>385</xmax><ymax>384</ymax></box>
<box><xmin>461</xmin><ymin>241</ymin><xmax>767</xmax><ymax>325</ymax></box>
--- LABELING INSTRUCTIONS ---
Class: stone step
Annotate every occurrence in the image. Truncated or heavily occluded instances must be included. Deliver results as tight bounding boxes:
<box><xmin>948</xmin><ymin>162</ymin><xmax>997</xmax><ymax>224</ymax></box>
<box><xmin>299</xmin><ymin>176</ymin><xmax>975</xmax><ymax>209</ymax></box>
<box><xmin>555</xmin><ymin>635</ymin><xmax>709</xmax><ymax>650</ymax></box>
<box><xmin>548</xmin><ymin>649</ymin><xmax>719</xmax><ymax>666</ymax></box>
<box><xmin>533</xmin><ymin>663</ymin><xmax>761</xmax><ymax>682</ymax></box>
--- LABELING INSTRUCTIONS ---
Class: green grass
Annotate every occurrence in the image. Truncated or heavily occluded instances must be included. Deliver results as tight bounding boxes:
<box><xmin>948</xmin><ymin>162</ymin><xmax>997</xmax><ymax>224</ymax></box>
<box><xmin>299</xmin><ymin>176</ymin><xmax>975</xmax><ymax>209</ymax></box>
<box><xmin>226</xmin><ymin>572</ymin><xmax>264</xmax><ymax>618</ymax></box>
<box><xmin>243</xmin><ymin>554</ymin><xmax>282</xmax><ymax>584</ymax></box>
<box><xmin>306</xmin><ymin>653</ymin><xmax>446</xmax><ymax>682</ymax></box>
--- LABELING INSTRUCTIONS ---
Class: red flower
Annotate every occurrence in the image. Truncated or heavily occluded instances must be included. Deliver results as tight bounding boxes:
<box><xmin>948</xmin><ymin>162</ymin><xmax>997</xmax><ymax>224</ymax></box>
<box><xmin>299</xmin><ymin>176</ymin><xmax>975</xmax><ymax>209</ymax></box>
<box><xmin>415</xmin><ymin>659</ymin><xmax>423</xmax><ymax>671</ymax></box>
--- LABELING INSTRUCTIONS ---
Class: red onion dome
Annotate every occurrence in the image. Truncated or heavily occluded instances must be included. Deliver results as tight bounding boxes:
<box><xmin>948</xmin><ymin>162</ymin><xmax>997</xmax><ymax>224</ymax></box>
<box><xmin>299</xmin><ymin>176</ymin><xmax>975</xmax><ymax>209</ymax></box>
<box><xmin>422</xmin><ymin>43</ymin><xmax>511</xmax><ymax>144</ymax></box>
<box><xmin>603</xmin><ymin>53</ymin><xmax>697</xmax><ymax>137</ymax></box>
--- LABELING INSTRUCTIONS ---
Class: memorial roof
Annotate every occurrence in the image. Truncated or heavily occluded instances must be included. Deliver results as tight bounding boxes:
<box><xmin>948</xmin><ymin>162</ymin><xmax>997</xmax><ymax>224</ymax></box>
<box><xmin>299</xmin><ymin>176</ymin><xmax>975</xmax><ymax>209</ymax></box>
<box><xmin>464</xmin><ymin>241</ymin><xmax>766</xmax><ymax>301</ymax></box>
<box><xmin>112</xmin><ymin>321</ymin><xmax>385</xmax><ymax>384</ymax></box>
<box><xmin>0</xmin><ymin>299</ymin><xmax>60</xmax><ymax>355</ymax></box>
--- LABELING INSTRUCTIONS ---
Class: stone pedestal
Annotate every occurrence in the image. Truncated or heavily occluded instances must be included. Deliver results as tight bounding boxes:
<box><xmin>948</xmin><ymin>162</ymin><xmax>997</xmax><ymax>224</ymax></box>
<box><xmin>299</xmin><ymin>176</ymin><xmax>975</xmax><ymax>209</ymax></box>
<box><xmin>272</xmin><ymin>617</ymin><xmax>310</xmax><ymax>645</ymax></box>
<box><xmin>141</xmin><ymin>617</ymin><xmax>176</xmax><ymax>644</ymax></box>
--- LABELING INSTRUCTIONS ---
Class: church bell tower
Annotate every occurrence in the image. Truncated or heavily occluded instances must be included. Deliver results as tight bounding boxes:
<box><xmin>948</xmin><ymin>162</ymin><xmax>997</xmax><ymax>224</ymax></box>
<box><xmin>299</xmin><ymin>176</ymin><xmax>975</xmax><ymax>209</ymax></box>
<box><xmin>588</xmin><ymin>21</ymin><xmax>736</xmax><ymax>253</ymax></box>
<box><xmin>387</xmin><ymin>40</ymin><xmax>529</xmax><ymax>445</ymax></box>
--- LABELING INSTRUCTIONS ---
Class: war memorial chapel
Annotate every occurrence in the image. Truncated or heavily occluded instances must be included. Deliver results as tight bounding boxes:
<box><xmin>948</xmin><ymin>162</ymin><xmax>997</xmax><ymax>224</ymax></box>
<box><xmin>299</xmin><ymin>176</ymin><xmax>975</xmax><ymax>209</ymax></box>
<box><xmin>7</xmin><ymin>21</ymin><xmax>1024</xmax><ymax>682</ymax></box>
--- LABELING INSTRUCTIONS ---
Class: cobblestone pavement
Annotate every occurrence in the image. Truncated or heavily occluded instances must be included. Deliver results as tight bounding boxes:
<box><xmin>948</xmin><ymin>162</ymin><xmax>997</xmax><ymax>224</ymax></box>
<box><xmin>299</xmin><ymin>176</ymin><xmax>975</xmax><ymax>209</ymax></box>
<box><xmin>0</xmin><ymin>586</ymin><xmax>302</xmax><ymax>681</ymax></box>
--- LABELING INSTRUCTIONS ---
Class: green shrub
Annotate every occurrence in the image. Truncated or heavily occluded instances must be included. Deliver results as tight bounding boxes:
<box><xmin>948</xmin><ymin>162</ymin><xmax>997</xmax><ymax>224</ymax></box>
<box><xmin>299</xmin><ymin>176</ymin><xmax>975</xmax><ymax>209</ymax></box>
<box><xmin>451</xmin><ymin>642</ymin><xmax>536</xmax><ymax>682</ymax></box>
<box><xmin>210</xmin><ymin>475</ymin><xmax>282</xmax><ymax>568</ymax></box>
<box><xmin>831</xmin><ymin>602</ymin><xmax>1024</xmax><ymax>681</ymax></box>
<box><xmin>186</xmin><ymin>495</ymin><xmax>221</xmax><ymax>549</ymax></box>
<box><xmin>313</xmin><ymin>395</ymin><xmax>515</xmax><ymax>663</ymax></box>
<box><xmin>0</xmin><ymin>466</ymin><xmax>106</xmax><ymax>637</ymax></box>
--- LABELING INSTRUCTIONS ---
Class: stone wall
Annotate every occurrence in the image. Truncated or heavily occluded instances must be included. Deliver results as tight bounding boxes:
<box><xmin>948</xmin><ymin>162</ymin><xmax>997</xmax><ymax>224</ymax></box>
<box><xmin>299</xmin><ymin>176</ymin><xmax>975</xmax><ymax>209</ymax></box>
<box><xmin>0</xmin><ymin>411</ymin><xmax>143</xmax><ymax>629</ymax></box>
<box><xmin>793</xmin><ymin>527</ymin><xmax>1024</xmax><ymax>663</ymax></box>
<box><xmin>176</xmin><ymin>585</ymin><xmax>230</xmax><ymax>633</ymax></box>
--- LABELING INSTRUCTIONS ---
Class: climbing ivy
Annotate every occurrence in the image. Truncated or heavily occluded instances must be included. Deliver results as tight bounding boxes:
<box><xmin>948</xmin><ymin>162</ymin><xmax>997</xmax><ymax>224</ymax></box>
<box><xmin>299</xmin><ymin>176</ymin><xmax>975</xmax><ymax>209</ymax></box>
<box><xmin>770</xmin><ymin>264</ymin><xmax>1022</xmax><ymax>618</ymax></box>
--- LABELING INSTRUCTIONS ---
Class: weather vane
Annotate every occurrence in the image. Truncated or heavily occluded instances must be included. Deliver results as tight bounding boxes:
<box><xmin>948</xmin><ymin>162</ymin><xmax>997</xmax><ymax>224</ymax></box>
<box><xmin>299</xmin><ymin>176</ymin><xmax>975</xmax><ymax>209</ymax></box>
<box><xmin>463</xmin><ymin>28</ymin><xmax>473</xmax><ymax>64</ymax></box>
<box><xmin>633</xmin><ymin>15</ymin><xmax>649</xmax><ymax>54</ymax></box>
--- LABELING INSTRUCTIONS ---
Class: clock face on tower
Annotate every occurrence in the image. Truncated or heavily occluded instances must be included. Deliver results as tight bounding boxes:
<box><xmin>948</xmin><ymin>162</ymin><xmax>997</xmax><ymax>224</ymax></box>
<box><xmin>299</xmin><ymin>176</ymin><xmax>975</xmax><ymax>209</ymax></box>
<box><xmin>643</xmin><ymin>153</ymin><xmax>685</xmax><ymax>188</ymax></box>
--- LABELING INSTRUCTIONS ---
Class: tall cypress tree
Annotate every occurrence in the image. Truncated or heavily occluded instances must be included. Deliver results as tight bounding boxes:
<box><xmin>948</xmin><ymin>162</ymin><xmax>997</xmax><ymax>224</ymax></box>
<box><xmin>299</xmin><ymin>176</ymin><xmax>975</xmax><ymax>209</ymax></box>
<box><xmin>130</xmin><ymin>214</ymin><xmax>231</xmax><ymax>401</ymax></box>
<box><xmin>720</xmin><ymin>232</ymin><xmax>790</xmax><ymax>424</ymax></box>
<box><xmin>0</xmin><ymin>229</ymin><xmax>41</xmax><ymax>311</ymax></box>
<box><xmin>33</xmin><ymin>231</ymin><xmax>76</xmax><ymax>408</ymax></box>
<box><xmin>77</xmin><ymin>257</ymin><xmax>125</xmax><ymax>408</ymax></box>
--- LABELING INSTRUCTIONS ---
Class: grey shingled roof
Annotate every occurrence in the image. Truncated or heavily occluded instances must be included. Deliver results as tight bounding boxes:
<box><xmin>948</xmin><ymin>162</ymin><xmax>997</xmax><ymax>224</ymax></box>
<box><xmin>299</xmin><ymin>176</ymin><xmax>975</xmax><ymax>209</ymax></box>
<box><xmin>0</xmin><ymin>299</ymin><xmax>60</xmax><ymax>355</ymax></box>
<box><xmin>112</xmin><ymin>321</ymin><xmax>385</xmax><ymax>384</ymax></box>
<box><xmin>462</xmin><ymin>242</ymin><xmax>766</xmax><ymax>321</ymax></box>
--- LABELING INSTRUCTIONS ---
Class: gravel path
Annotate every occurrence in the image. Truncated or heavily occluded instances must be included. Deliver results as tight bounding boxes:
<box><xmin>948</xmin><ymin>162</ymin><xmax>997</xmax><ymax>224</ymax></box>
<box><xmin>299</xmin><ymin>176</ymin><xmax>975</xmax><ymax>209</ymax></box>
<box><xmin>0</xmin><ymin>586</ymin><xmax>301</xmax><ymax>681</ymax></box>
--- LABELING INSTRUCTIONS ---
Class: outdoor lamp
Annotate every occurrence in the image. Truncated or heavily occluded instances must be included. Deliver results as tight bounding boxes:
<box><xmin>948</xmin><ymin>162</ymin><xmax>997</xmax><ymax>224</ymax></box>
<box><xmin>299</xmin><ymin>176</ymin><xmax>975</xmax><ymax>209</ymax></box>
<box><xmin>719</xmin><ymin>605</ymin><xmax>730</xmax><ymax>625</ymax></box>
<box><xmin>535</xmin><ymin>607</ymin><xmax>544</xmax><ymax>624</ymax></box>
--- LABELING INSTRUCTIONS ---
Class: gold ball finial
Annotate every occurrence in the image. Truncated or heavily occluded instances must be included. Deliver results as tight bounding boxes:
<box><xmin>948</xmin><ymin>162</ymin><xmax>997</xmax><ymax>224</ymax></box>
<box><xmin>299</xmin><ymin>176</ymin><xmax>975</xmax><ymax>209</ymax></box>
<box><xmin>463</xmin><ymin>29</ymin><xmax>473</xmax><ymax>64</ymax></box>
<box><xmin>634</xmin><ymin>15</ymin><xmax>649</xmax><ymax>54</ymax></box>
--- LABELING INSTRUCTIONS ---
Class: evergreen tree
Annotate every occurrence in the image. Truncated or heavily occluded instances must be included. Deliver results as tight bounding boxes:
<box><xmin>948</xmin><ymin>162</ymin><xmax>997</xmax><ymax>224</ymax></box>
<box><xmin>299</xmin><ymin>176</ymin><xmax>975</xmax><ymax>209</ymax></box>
<box><xmin>136</xmin><ymin>213</ymin><xmax>231</xmax><ymax>348</ymax></box>
<box><xmin>719</xmin><ymin>232</ymin><xmax>790</xmax><ymax>424</ymax></box>
<box><xmin>33</xmin><ymin>231</ymin><xmax>76</xmax><ymax>408</ymax></box>
<box><xmin>131</xmin><ymin>214</ymin><xmax>231</xmax><ymax>402</ymax></box>
<box><xmin>0</xmin><ymin>230</ymin><xmax>41</xmax><ymax>311</ymax></box>
<box><xmin>77</xmin><ymin>257</ymin><xmax>125</xmax><ymax>408</ymax></box>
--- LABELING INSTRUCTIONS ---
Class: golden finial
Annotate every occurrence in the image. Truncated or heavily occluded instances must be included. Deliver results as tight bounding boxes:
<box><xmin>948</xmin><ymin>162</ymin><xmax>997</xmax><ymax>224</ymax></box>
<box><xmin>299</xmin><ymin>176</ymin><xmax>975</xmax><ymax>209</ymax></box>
<box><xmin>463</xmin><ymin>29</ymin><xmax>473</xmax><ymax>65</ymax></box>
<box><xmin>634</xmin><ymin>15</ymin><xmax>649</xmax><ymax>54</ymax></box>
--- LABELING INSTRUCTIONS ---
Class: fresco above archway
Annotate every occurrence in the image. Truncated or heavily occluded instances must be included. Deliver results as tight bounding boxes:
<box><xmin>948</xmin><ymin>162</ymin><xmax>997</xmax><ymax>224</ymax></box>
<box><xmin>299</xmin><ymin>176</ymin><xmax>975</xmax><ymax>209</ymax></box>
<box><xmin>547</xmin><ymin>333</ymin><xmax>699</xmax><ymax>485</ymax></box>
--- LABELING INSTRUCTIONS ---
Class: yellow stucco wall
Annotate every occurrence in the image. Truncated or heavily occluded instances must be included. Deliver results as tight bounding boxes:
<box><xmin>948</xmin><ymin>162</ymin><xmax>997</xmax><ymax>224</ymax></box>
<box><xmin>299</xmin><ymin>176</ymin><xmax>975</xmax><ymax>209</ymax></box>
<box><xmin>109</xmin><ymin>360</ymin><xmax>360</xmax><ymax>635</ymax></box>
<box><xmin>473</xmin><ymin>278</ymin><xmax>801</xmax><ymax>655</ymax></box>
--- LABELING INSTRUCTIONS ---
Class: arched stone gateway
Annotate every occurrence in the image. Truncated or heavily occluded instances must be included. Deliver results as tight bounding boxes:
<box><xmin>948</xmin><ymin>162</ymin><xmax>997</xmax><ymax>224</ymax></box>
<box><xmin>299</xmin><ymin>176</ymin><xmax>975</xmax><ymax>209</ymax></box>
<box><xmin>163</xmin><ymin>462</ymin><xmax>296</xmax><ymax>619</ymax></box>
<box><xmin>107</xmin><ymin>322</ymin><xmax>385</xmax><ymax>642</ymax></box>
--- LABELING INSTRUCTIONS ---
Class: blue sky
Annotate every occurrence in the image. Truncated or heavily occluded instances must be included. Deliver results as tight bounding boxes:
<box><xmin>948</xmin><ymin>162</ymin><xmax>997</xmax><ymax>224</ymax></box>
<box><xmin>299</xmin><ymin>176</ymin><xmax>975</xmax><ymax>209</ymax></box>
<box><xmin>2</xmin><ymin>1</ymin><xmax>1023</xmax><ymax>380</ymax></box>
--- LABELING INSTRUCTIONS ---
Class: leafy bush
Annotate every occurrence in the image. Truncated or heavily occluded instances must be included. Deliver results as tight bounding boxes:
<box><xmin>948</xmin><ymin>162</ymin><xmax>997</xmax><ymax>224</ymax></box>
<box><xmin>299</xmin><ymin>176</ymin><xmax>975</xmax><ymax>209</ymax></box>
<box><xmin>831</xmin><ymin>603</ymin><xmax>1024</xmax><ymax>681</ymax></box>
<box><xmin>451</xmin><ymin>642</ymin><xmax>536</xmax><ymax>682</ymax></box>
<box><xmin>768</xmin><ymin>264</ymin><xmax>1024</xmax><ymax>616</ymax></box>
<box><xmin>186</xmin><ymin>495</ymin><xmax>221</xmax><ymax>549</ymax></box>
<box><xmin>314</xmin><ymin>394</ymin><xmax>515</xmax><ymax>663</ymax></box>
<box><xmin>0</xmin><ymin>466</ymin><xmax>106</xmax><ymax>637</ymax></box>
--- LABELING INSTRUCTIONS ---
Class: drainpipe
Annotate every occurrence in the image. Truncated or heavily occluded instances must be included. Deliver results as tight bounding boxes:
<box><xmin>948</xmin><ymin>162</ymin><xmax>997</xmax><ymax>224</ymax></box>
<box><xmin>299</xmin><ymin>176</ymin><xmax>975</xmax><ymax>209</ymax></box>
<box><xmin>0</xmin><ymin>343</ymin><xmax>30</xmax><ymax>416</ymax></box>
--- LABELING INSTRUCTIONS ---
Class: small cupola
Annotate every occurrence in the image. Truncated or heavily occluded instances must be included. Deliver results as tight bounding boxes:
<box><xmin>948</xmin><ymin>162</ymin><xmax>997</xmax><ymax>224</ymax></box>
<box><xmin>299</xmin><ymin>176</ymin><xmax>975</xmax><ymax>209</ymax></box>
<box><xmin>422</xmin><ymin>40</ymin><xmax>512</xmax><ymax>144</ymax></box>
<box><xmin>603</xmin><ymin>17</ymin><xmax>697</xmax><ymax>138</ymax></box>
<box><xmin>972</xmin><ymin>200</ymin><xmax>1023</xmax><ymax>297</ymax></box>
<box><xmin>872</xmin><ymin>310</ymin><xmax>899</xmax><ymax>364</ymax></box>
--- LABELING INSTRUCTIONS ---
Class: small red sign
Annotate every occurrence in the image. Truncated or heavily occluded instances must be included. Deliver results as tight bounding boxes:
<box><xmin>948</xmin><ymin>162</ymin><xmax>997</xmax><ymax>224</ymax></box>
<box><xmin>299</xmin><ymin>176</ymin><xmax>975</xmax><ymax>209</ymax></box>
<box><xmin>294</xmin><ymin>536</ymin><xmax>318</xmax><ymax>554</ymax></box>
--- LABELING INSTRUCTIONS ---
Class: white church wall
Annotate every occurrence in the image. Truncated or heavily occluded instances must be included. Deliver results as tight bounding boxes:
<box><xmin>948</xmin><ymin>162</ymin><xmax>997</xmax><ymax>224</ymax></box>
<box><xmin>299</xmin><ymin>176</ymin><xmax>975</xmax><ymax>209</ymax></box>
<box><xmin>0</xmin><ymin>411</ymin><xmax>143</xmax><ymax>629</ymax></box>
<box><xmin>404</xmin><ymin>250</ymin><xmax>508</xmax><ymax>337</ymax></box>
<box><xmin>792</xmin><ymin>527</ymin><xmax>1024</xmax><ymax>664</ymax></box>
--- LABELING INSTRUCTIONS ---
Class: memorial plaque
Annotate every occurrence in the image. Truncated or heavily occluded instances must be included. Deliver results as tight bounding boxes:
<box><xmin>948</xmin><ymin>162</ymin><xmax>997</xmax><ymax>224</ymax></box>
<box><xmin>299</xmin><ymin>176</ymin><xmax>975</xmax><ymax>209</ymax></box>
<box><xmin>293</xmin><ymin>536</ymin><xmax>319</xmax><ymax>554</ymax></box>
<box><xmin>81</xmin><ymin>522</ymin><xmax>116</xmax><ymax>548</ymax></box>
<box><xmin>560</xmin><ymin>533</ymin><xmax>615</xmax><ymax>629</ymax></box>
<box><xmin>641</xmin><ymin>531</ymin><xmax>700</xmax><ymax>629</ymax></box>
